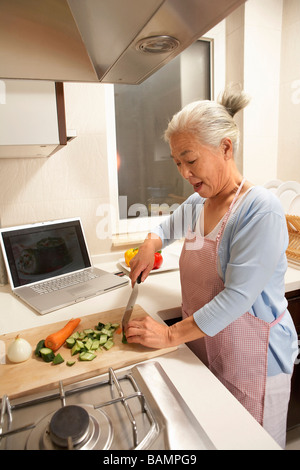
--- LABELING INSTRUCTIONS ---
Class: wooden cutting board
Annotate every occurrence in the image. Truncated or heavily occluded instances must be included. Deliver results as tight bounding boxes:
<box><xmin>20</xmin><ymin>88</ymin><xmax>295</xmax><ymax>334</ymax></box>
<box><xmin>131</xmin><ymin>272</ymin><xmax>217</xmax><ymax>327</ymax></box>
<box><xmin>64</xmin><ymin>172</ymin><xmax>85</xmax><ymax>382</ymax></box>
<box><xmin>0</xmin><ymin>305</ymin><xmax>177</xmax><ymax>399</ymax></box>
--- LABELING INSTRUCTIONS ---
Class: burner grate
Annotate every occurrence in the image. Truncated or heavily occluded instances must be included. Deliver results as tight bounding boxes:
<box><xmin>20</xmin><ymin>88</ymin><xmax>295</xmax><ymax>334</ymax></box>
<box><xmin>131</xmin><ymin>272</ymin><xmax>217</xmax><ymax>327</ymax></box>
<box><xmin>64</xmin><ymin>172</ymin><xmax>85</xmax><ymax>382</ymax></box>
<box><xmin>0</xmin><ymin>367</ymin><xmax>159</xmax><ymax>450</ymax></box>
<box><xmin>1</xmin><ymin>362</ymin><xmax>215</xmax><ymax>450</ymax></box>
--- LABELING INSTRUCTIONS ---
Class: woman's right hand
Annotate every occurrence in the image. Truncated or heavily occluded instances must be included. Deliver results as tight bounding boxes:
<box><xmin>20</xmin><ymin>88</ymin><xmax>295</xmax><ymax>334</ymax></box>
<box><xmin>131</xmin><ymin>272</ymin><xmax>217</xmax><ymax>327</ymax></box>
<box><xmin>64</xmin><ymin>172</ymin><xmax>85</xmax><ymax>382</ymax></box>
<box><xmin>129</xmin><ymin>235</ymin><xmax>162</xmax><ymax>286</ymax></box>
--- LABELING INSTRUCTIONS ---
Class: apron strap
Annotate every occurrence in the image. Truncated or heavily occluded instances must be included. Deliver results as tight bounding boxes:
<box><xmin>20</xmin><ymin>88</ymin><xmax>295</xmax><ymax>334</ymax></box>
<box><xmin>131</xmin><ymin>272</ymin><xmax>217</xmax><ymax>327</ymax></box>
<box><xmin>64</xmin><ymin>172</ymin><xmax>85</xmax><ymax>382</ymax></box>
<box><xmin>270</xmin><ymin>310</ymin><xmax>286</xmax><ymax>327</ymax></box>
<box><xmin>216</xmin><ymin>177</ymin><xmax>246</xmax><ymax>249</ymax></box>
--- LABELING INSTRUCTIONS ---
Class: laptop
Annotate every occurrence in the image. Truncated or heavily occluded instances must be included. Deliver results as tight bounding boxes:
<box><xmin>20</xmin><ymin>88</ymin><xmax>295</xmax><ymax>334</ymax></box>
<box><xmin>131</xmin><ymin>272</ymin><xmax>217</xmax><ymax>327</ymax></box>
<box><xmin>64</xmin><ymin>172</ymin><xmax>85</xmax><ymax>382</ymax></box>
<box><xmin>0</xmin><ymin>218</ymin><xmax>128</xmax><ymax>314</ymax></box>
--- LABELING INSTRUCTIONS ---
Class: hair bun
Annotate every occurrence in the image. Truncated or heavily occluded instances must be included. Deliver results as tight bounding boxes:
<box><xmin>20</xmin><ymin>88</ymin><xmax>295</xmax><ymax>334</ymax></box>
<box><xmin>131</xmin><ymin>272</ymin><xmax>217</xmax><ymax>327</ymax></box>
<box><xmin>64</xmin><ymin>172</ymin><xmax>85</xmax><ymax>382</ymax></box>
<box><xmin>218</xmin><ymin>85</ymin><xmax>250</xmax><ymax>117</ymax></box>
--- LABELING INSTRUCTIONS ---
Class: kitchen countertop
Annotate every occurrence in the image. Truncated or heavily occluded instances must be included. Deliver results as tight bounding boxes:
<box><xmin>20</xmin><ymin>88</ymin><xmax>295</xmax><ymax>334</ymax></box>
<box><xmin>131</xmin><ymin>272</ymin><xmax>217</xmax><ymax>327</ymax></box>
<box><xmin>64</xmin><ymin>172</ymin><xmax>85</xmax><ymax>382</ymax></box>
<box><xmin>1</xmin><ymin>243</ymin><xmax>300</xmax><ymax>450</ymax></box>
<box><xmin>285</xmin><ymin>263</ymin><xmax>300</xmax><ymax>292</ymax></box>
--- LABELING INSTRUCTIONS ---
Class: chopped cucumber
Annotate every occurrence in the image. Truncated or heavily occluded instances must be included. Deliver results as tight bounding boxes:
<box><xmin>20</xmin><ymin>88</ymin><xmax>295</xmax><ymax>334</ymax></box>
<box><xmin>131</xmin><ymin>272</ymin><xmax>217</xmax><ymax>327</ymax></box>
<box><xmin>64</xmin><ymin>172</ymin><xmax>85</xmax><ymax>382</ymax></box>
<box><xmin>71</xmin><ymin>343</ymin><xmax>81</xmax><ymax>356</ymax></box>
<box><xmin>66</xmin><ymin>337</ymin><xmax>76</xmax><ymax>348</ymax></box>
<box><xmin>99</xmin><ymin>334</ymin><xmax>108</xmax><ymax>345</ymax></box>
<box><xmin>40</xmin><ymin>347</ymin><xmax>55</xmax><ymax>362</ymax></box>
<box><xmin>101</xmin><ymin>328</ymin><xmax>112</xmax><ymax>337</ymax></box>
<box><xmin>103</xmin><ymin>339</ymin><xmax>114</xmax><ymax>350</ymax></box>
<box><xmin>35</xmin><ymin>339</ymin><xmax>45</xmax><ymax>356</ymax></box>
<box><xmin>37</xmin><ymin>318</ymin><xmax>120</xmax><ymax>368</ymax></box>
<box><xmin>53</xmin><ymin>353</ymin><xmax>64</xmax><ymax>365</ymax></box>
<box><xmin>79</xmin><ymin>351</ymin><xmax>96</xmax><ymax>361</ymax></box>
<box><xmin>92</xmin><ymin>331</ymin><xmax>101</xmax><ymax>340</ymax></box>
<box><xmin>84</xmin><ymin>337</ymin><xmax>93</xmax><ymax>351</ymax></box>
<box><xmin>91</xmin><ymin>339</ymin><xmax>100</xmax><ymax>350</ymax></box>
<box><xmin>76</xmin><ymin>339</ymin><xmax>85</xmax><ymax>349</ymax></box>
<box><xmin>83</xmin><ymin>328</ymin><xmax>94</xmax><ymax>335</ymax></box>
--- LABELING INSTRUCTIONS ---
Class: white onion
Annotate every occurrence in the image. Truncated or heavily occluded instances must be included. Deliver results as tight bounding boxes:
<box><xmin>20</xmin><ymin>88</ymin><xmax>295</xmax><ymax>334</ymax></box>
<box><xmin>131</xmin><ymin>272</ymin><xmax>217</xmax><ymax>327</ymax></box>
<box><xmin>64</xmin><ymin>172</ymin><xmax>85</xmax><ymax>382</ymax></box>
<box><xmin>7</xmin><ymin>335</ymin><xmax>32</xmax><ymax>363</ymax></box>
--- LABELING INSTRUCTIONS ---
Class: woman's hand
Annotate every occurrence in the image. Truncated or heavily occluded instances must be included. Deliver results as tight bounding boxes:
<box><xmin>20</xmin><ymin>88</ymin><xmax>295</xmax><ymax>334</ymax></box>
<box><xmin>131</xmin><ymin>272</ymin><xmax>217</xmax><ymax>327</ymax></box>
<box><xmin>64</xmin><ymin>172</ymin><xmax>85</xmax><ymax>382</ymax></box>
<box><xmin>125</xmin><ymin>315</ymin><xmax>172</xmax><ymax>348</ymax></box>
<box><xmin>126</xmin><ymin>314</ymin><xmax>206</xmax><ymax>349</ymax></box>
<box><xmin>129</xmin><ymin>234</ymin><xmax>162</xmax><ymax>286</ymax></box>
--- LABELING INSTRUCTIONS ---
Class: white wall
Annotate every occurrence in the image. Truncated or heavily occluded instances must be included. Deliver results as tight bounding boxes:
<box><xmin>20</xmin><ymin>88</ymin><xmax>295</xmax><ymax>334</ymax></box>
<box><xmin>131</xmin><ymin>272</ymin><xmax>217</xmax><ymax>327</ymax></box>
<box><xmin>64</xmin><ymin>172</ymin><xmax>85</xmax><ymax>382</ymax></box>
<box><xmin>207</xmin><ymin>0</ymin><xmax>285</xmax><ymax>184</ymax></box>
<box><xmin>225</xmin><ymin>4</ymin><xmax>245</xmax><ymax>173</ymax></box>
<box><xmin>243</xmin><ymin>0</ymin><xmax>283</xmax><ymax>185</ymax></box>
<box><xmin>277</xmin><ymin>0</ymin><xmax>300</xmax><ymax>181</ymax></box>
<box><xmin>225</xmin><ymin>0</ymin><xmax>300</xmax><ymax>186</ymax></box>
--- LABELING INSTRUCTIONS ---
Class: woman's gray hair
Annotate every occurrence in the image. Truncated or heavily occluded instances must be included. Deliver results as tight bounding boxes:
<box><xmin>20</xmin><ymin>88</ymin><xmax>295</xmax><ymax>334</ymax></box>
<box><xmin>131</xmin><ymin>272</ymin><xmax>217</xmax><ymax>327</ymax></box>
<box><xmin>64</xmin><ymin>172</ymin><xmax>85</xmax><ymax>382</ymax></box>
<box><xmin>164</xmin><ymin>86</ymin><xmax>250</xmax><ymax>155</ymax></box>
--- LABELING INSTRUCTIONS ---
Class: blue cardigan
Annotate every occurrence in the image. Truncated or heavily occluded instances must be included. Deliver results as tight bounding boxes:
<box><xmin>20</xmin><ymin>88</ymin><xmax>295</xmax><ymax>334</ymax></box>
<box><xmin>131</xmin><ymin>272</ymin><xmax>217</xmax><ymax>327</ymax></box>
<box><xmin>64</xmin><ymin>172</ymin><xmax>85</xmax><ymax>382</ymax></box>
<box><xmin>152</xmin><ymin>186</ymin><xmax>298</xmax><ymax>376</ymax></box>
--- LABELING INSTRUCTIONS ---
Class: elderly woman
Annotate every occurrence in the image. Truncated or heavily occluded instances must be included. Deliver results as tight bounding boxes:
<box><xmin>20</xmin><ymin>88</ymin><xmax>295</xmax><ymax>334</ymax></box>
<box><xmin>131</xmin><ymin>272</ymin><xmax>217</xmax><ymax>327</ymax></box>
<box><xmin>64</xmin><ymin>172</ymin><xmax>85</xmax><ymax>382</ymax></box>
<box><xmin>126</xmin><ymin>88</ymin><xmax>297</xmax><ymax>449</ymax></box>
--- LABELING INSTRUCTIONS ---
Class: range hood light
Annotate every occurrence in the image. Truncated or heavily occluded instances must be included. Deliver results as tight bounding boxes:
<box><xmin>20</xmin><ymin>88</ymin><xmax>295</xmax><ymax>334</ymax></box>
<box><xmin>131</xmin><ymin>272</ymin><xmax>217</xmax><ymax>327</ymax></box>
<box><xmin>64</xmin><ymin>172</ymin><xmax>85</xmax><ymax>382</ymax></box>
<box><xmin>135</xmin><ymin>35</ymin><xmax>180</xmax><ymax>54</ymax></box>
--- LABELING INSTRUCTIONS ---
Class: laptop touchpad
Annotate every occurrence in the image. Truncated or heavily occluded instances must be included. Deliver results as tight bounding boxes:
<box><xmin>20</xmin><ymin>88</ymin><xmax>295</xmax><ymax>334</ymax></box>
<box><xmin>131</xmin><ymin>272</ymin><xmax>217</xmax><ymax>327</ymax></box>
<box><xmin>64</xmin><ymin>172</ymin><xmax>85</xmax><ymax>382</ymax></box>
<box><xmin>69</xmin><ymin>285</ymin><xmax>100</xmax><ymax>297</ymax></box>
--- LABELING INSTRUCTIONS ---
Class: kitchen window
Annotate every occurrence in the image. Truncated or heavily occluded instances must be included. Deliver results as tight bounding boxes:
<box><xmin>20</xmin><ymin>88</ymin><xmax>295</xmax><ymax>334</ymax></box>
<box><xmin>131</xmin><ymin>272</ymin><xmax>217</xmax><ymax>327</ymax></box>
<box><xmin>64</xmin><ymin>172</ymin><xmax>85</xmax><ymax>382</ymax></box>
<box><xmin>106</xmin><ymin>39</ymin><xmax>212</xmax><ymax>237</ymax></box>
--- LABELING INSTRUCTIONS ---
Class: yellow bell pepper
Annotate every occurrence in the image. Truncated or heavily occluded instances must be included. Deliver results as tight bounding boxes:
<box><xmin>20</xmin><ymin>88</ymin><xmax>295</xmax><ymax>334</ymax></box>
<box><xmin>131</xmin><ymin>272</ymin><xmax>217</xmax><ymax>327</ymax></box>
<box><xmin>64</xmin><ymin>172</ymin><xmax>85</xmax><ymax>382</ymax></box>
<box><xmin>124</xmin><ymin>247</ymin><xmax>139</xmax><ymax>267</ymax></box>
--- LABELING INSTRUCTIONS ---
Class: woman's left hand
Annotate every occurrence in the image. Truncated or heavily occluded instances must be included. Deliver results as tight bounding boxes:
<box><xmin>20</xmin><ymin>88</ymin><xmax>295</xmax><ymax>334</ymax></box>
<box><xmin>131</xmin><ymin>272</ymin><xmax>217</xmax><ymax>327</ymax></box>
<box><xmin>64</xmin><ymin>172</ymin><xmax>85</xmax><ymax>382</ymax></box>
<box><xmin>125</xmin><ymin>316</ymin><xmax>172</xmax><ymax>349</ymax></box>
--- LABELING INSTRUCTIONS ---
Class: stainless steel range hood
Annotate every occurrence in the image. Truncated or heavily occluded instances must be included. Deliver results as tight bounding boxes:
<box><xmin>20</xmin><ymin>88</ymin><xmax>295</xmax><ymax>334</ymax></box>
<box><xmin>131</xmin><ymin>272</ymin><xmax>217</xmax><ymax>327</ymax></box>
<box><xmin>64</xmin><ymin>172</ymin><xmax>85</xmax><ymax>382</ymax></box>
<box><xmin>0</xmin><ymin>0</ymin><xmax>245</xmax><ymax>85</ymax></box>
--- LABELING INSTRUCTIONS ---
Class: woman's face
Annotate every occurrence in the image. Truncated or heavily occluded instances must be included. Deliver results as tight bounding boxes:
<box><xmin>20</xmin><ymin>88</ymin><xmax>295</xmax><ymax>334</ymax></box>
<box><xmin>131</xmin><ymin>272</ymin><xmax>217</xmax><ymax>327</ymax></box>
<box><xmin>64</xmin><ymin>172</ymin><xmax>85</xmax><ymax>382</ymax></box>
<box><xmin>169</xmin><ymin>132</ymin><xmax>232</xmax><ymax>199</ymax></box>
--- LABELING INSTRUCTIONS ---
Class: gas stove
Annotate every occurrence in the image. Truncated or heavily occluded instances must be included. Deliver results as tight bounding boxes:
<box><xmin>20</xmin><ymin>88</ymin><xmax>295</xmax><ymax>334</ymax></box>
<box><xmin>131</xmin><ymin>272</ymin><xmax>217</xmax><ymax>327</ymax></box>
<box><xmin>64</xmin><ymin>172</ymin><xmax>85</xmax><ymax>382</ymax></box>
<box><xmin>0</xmin><ymin>361</ymin><xmax>215</xmax><ymax>450</ymax></box>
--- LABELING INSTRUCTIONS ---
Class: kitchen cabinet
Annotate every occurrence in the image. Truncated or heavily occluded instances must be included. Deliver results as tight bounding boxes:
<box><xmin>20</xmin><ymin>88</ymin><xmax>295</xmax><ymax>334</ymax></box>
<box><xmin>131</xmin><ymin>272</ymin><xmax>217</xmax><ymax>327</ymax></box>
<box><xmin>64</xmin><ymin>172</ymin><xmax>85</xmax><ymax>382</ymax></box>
<box><xmin>287</xmin><ymin>289</ymin><xmax>300</xmax><ymax>326</ymax></box>
<box><xmin>286</xmin><ymin>289</ymin><xmax>300</xmax><ymax>429</ymax></box>
<box><xmin>0</xmin><ymin>80</ymin><xmax>75</xmax><ymax>158</ymax></box>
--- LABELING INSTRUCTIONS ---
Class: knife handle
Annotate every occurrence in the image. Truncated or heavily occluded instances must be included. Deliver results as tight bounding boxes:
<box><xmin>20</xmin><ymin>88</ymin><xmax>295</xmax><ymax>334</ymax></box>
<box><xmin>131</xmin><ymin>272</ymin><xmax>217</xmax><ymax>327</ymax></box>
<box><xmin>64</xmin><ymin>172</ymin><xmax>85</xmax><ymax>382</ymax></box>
<box><xmin>137</xmin><ymin>273</ymin><xmax>142</xmax><ymax>284</ymax></box>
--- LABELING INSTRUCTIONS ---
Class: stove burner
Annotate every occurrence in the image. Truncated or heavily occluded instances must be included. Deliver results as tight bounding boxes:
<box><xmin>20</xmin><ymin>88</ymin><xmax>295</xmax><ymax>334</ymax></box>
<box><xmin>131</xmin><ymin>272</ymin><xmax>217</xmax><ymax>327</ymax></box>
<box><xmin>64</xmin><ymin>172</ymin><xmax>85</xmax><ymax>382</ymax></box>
<box><xmin>49</xmin><ymin>405</ymin><xmax>89</xmax><ymax>448</ymax></box>
<box><xmin>26</xmin><ymin>404</ymin><xmax>113</xmax><ymax>450</ymax></box>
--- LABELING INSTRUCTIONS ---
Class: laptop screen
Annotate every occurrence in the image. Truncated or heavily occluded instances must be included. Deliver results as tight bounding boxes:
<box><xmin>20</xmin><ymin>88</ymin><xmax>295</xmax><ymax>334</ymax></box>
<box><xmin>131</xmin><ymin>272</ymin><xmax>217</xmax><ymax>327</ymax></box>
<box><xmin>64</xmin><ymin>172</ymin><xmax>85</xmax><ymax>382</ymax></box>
<box><xmin>0</xmin><ymin>219</ymin><xmax>91</xmax><ymax>288</ymax></box>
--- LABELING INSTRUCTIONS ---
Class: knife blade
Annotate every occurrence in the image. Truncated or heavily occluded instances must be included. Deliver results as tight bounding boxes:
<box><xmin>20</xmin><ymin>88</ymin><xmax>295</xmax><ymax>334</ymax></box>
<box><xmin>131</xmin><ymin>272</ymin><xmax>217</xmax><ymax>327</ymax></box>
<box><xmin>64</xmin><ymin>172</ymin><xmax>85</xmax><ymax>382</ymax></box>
<box><xmin>122</xmin><ymin>273</ymin><xmax>142</xmax><ymax>342</ymax></box>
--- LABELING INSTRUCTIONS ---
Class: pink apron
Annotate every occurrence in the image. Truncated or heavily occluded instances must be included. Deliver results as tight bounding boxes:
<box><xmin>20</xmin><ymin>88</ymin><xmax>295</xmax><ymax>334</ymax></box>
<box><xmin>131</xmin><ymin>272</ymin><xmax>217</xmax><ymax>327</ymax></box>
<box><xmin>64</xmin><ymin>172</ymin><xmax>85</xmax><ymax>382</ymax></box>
<box><xmin>179</xmin><ymin>180</ymin><xmax>285</xmax><ymax>424</ymax></box>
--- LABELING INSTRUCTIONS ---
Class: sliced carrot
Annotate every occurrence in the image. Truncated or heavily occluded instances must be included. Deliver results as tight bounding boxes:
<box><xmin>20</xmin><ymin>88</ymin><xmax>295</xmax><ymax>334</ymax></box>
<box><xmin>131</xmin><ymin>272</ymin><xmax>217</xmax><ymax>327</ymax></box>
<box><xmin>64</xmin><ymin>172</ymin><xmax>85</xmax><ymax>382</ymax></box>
<box><xmin>45</xmin><ymin>318</ymin><xmax>81</xmax><ymax>351</ymax></box>
<box><xmin>115</xmin><ymin>327</ymin><xmax>122</xmax><ymax>335</ymax></box>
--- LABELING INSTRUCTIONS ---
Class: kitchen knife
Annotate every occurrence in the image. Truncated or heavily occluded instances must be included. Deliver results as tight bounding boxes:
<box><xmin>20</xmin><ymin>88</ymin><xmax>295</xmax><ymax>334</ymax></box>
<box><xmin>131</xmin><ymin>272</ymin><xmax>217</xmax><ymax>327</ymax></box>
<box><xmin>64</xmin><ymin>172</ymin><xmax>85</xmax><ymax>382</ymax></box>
<box><xmin>122</xmin><ymin>273</ymin><xmax>142</xmax><ymax>343</ymax></box>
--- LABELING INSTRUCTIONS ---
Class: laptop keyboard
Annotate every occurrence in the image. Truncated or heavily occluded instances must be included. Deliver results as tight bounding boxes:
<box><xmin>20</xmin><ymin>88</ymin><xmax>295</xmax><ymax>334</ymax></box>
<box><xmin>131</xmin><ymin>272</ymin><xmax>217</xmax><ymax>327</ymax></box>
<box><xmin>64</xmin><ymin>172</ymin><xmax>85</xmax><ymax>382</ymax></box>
<box><xmin>30</xmin><ymin>270</ymin><xmax>99</xmax><ymax>295</ymax></box>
